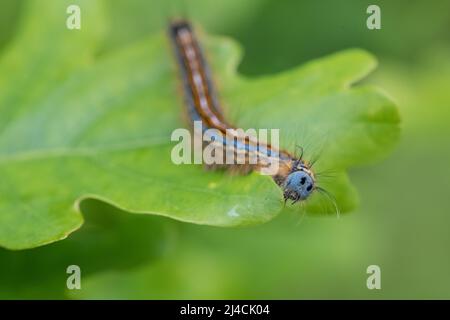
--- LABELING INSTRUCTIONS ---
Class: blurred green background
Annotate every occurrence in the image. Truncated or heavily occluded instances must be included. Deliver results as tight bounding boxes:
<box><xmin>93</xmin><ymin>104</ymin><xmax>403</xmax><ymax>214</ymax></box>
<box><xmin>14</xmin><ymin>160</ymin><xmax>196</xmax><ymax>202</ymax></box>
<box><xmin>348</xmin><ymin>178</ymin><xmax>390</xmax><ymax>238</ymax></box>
<box><xmin>1</xmin><ymin>0</ymin><xmax>450</xmax><ymax>299</ymax></box>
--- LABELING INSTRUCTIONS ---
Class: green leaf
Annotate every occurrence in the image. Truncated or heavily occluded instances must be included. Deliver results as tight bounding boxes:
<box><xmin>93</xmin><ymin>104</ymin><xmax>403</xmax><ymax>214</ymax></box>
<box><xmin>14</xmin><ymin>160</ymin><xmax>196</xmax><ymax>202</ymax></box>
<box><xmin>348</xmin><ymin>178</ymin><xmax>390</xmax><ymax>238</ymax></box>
<box><xmin>0</xmin><ymin>199</ymin><xmax>174</xmax><ymax>299</ymax></box>
<box><xmin>68</xmin><ymin>213</ymin><xmax>369</xmax><ymax>299</ymax></box>
<box><xmin>0</xmin><ymin>1</ymin><xmax>399</xmax><ymax>250</ymax></box>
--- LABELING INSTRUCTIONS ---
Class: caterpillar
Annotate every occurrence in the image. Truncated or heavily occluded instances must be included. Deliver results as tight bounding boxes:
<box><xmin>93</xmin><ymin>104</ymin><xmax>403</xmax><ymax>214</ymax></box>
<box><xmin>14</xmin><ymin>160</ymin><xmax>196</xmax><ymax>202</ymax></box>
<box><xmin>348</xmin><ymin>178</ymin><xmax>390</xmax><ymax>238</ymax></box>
<box><xmin>169</xmin><ymin>20</ymin><xmax>317</xmax><ymax>204</ymax></box>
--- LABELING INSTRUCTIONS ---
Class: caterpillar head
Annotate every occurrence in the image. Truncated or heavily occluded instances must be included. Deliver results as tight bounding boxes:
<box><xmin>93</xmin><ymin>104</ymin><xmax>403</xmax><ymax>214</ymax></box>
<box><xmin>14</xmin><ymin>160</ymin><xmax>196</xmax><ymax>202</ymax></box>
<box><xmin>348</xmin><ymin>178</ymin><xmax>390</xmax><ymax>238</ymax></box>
<box><xmin>283</xmin><ymin>163</ymin><xmax>315</xmax><ymax>203</ymax></box>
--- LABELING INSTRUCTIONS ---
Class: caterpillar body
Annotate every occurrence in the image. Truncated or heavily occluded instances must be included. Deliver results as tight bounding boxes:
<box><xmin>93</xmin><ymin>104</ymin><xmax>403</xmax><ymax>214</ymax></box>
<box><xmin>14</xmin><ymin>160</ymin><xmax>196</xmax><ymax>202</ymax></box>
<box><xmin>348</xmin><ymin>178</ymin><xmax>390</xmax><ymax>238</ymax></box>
<box><xmin>169</xmin><ymin>20</ymin><xmax>316</xmax><ymax>203</ymax></box>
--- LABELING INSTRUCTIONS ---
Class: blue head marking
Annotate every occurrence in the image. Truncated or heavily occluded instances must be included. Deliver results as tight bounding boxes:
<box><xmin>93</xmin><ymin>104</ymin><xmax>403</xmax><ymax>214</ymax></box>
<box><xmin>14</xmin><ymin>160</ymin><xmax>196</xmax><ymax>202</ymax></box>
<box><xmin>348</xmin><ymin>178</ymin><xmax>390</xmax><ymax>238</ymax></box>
<box><xmin>283</xmin><ymin>169</ymin><xmax>315</xmax><ymax>203</ymax></box>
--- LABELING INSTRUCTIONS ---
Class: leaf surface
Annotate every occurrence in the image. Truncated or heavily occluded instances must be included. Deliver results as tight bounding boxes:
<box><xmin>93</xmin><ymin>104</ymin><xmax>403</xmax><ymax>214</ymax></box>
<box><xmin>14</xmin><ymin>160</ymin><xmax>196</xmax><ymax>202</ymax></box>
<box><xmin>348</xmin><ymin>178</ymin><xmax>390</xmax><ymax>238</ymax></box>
<box><xmin>0</xmin><ymin>0</ymin><xmax>399</xmax><ymax>249</ymax></box>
